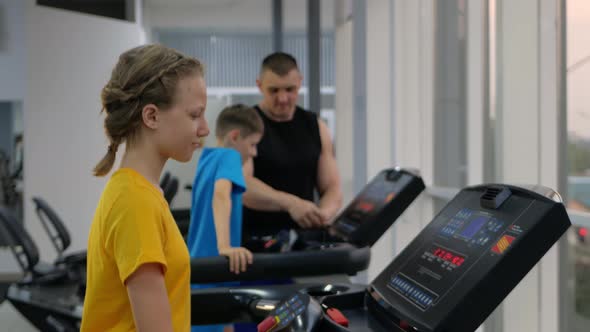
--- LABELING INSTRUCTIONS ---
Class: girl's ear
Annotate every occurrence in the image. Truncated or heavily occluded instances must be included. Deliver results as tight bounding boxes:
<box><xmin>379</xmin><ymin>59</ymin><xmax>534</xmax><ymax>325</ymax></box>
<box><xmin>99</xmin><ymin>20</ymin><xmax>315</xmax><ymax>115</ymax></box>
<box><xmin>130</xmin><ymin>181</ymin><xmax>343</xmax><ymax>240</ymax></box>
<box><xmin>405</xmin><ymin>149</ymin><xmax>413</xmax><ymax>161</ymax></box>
<box><xmin>142</xmin><ymin>104</ymin><xmax>160</xmax><ymax>129</ymax></box>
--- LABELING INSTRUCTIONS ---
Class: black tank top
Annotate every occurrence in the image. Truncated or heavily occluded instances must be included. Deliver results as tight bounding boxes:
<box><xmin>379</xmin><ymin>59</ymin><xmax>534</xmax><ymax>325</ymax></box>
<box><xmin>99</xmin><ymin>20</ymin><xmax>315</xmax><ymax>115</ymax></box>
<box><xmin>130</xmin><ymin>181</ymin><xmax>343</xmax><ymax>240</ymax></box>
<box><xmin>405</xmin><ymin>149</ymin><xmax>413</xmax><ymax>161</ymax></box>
<box><xmin>242</xmin><ymin>106</ymin><xmax>322</xmax><ymax>238</ymax></box>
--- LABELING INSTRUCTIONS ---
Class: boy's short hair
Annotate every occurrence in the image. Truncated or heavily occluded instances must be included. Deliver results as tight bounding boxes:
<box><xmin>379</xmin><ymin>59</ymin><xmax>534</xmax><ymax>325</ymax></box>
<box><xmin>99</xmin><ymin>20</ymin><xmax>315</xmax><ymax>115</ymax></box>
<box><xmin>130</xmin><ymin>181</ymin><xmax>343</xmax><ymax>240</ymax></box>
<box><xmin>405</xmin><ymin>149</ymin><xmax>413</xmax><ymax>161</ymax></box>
<box><xmin>216</xmin><ymin>104</ymin><xmax>264</xmax><ymax>139</ymax></box>
<box><xmin>260</xmin><ymin>52</ymin><xmax>299</xmax><ymax>76</ymax></box>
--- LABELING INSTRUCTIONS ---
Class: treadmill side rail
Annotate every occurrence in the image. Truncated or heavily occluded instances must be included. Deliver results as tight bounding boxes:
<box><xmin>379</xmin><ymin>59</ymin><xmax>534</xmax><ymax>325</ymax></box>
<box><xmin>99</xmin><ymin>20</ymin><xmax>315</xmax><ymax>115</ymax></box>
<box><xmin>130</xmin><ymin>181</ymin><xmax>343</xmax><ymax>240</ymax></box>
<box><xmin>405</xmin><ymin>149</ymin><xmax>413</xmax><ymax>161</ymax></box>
<box><xmin>191</xmin><ymin>244</ymin><xmax>371</xmax><ymax>284</ymax></box>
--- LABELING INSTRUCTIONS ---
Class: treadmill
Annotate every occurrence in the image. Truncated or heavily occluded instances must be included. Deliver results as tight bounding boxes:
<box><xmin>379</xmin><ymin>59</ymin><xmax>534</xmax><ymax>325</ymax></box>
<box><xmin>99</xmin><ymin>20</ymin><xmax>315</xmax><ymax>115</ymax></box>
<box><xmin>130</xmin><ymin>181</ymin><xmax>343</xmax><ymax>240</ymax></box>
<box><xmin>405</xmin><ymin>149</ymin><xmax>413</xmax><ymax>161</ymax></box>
<box><xmin>190</xmin><ymin>184</ymin><xmax>571</xmax><ymax>332</ymax></box>
<box><xmin>0</xmin><ymin>207</ymin><xmax>83</xmax><ymax>332</ymax></box>
<box><xmin>2</xmin><ymin>167</ymin><xmax>424</xmax><ymax>331</ymax></box>
<box><xmin>190</xmin><ymin>167</ymin><xmax>425</xmax><ymax>284</ymax></box>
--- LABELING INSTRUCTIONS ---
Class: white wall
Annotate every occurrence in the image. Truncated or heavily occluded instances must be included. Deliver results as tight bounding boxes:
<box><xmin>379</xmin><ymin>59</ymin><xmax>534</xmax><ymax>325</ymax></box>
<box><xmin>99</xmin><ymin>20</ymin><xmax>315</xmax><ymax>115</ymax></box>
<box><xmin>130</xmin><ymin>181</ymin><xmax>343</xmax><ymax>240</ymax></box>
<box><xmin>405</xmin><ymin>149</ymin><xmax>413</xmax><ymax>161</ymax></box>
<box><xmin>24</xmin><ymin>1</ymin><xmax>144</xmax><ymax>259</ymax></box>
<box><xmin>144</xmin><ymin>0</ymin><xmax>335</xmax><ymax>32</ymax></box>
<box><xmin>0</xmin><ymin>0</ymin><xmax>25</xmax><ymax>101</ymax></box>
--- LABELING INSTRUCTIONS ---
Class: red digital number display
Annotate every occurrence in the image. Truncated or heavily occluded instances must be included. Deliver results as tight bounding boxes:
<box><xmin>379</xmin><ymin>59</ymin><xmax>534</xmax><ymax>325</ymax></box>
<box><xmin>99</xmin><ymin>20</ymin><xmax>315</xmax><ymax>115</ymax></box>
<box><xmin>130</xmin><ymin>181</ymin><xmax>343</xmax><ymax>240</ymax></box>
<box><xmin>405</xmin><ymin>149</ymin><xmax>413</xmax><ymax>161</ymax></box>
<box><xmin>432</xmin><ymin>247</ymin><xmax>465</xmax><ymax>267</ymax></box>
<box><xmin>355</xmin><ymin>201</ymin><xmax>375</xmax><ymax>213</ymax></box>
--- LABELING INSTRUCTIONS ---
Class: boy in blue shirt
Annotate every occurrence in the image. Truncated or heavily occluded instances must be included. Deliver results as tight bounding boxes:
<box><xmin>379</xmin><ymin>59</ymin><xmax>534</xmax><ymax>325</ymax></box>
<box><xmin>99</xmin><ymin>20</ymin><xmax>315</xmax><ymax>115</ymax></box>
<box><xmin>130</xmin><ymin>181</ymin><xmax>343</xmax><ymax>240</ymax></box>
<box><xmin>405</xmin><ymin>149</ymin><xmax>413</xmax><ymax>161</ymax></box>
<box><xmin>188</xmin><ymin>104</ymin><xmax>263</xmax><ymax>332</ymax></box>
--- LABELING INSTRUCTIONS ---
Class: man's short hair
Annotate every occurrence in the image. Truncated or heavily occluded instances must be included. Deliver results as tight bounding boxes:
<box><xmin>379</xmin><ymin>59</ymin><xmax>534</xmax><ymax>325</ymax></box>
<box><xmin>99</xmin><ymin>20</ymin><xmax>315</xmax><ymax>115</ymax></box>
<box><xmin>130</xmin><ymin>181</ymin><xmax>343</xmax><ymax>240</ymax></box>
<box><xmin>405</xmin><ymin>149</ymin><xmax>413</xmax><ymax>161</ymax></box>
<box><xmin>216</xmin><ymin>104</ymin><xmax>264</xmax><ymax>139</ymax></box>
<box><xmin>260</xmin><ymin>52</ymin><xmax>299</xmax><ymax>76</ymax></box>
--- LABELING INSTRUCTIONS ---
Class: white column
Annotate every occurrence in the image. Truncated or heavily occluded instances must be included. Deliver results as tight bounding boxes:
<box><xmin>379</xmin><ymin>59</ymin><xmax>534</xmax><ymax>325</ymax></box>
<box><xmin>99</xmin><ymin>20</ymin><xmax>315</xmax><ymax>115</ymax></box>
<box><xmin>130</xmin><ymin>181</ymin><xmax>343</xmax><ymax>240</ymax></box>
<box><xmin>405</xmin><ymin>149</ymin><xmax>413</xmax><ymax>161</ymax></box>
<box><xmin>366</xmin><ymin>0</ymin><xmax>393</xmax><ymax>178</ymax></box>
<box><xmin>498</xmin><ymin>2</ymin><xmax>540</xmax><ymax>331</ymax></box>
<box><xmin>134</xmin><ymin>0</ymin><xmax>148</xmax><ymax>43</ymax></box>
<box><xmin>390</xmin><ymin>0</ymin><xmax>435</xmax><ymax>255</ymax></box>
<box><xmin>466</xmin><ymin>2</ymin><xmax>493</xmax><ymax>331</ymax></box>
<box><xmin>467</xmin><ymin>0</ymin><xmax>486</xmax><ymax>187</ymax></box>
<box><xmin>538</xmin><ymin>1</ymin><xmax>566</xmax><ymax>332</ymax></box>
<box><xmin>365</xmin><ymin>0</ymin><xmax>395</xmax><ymax>280</ymax></box>
<box><xmin>334</xmin><ymin>0</ymin><xmax>355</xmax><ymax>205</ymax></box>
<box><xmin>496</xmin><ymin>0</ymin><xmax>562</xmax><ymax>331</ymax></box>
<box><xmin>343</xmin><ymin>0</ymin><xmax>437</xmax><ymax>281</ymax></box>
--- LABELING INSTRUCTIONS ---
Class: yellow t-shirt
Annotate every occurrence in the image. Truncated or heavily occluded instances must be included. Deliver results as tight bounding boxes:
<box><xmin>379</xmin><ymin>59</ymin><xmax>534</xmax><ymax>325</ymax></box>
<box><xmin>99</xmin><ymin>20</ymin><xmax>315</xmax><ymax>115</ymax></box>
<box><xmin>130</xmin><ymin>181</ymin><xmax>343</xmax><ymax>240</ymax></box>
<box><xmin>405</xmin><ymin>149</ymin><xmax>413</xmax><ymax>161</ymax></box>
<box><xmin>81</xmin><ymin>168</ymin><xmax>190</xmax><ymax>332</ymax></box>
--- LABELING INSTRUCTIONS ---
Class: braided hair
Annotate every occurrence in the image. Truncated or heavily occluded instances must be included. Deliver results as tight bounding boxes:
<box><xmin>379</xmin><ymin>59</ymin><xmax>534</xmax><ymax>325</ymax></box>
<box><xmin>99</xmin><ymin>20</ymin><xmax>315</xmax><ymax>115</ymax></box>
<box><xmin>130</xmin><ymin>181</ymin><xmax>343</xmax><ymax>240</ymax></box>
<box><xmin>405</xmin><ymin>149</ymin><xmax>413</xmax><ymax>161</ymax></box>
<box><xmin>93</xmin><ymin>44</ymin><xmax>204</xmax><ymax>176</ymax></box>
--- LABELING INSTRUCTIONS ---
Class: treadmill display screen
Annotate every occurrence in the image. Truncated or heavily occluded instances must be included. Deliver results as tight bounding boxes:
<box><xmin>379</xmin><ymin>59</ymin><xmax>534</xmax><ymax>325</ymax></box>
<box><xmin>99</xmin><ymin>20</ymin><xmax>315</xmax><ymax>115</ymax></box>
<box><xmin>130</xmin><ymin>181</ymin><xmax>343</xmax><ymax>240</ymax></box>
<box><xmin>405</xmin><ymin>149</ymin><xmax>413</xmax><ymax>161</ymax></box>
<box><xmin>347</xmin><ymin>173</ymin><xmax>413</xmax><ymax>222</ymax></box>
<box><xmin>385</xmin><ymin>196</ymin><xmax>533</xmax><ymax>312</ymax></box>
<box><xmin>329</xmin><ymin>169</ymin><xmax>425</xmax><ymax>247</ymax></box>
<box><xmin>438</xmin><ymin>208</ymin><xmax>505</xmax><ymax>247</ymax></box>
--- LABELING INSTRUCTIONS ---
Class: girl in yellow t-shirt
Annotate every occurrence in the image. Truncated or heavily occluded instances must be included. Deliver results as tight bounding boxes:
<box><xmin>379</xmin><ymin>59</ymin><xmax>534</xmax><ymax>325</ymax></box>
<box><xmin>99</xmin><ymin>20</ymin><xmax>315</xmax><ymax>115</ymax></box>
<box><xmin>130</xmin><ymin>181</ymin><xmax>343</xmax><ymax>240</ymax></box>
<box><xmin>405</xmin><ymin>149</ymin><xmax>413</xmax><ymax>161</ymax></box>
<box><xmin>81</xmin><ymin>44</ymin><xmax>209</xmax><ymax>332</ymax></box>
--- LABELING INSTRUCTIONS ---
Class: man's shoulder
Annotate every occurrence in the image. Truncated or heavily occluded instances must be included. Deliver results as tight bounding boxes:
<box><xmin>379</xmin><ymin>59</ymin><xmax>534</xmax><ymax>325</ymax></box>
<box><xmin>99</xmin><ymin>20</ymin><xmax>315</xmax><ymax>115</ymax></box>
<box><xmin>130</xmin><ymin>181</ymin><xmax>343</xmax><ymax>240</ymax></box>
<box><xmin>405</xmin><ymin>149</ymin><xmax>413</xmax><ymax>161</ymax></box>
<box><xmin>294</xmin><ymin>106</ymin><xmax>320</xmax><ymax>131</ymax></box>
<box><xmin>295</xmin><ymin>106</ymin><xmax>318</xmax><ymax>121</ymax></box>
<box><xmin>295</xmin><ymin>105</ymin><xmax>314</xmax><ymax>114</ymax></box>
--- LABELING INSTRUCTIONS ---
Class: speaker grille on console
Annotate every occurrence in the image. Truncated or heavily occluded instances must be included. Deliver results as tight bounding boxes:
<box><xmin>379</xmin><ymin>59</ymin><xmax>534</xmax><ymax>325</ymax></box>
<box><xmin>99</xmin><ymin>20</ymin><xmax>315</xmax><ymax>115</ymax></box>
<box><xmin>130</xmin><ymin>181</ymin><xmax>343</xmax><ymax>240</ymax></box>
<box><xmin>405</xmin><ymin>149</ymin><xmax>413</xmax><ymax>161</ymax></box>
<box><xmin>480</xmin><ymin>186</ymin><xmax>511</xmax><ymax>209</ymax></box>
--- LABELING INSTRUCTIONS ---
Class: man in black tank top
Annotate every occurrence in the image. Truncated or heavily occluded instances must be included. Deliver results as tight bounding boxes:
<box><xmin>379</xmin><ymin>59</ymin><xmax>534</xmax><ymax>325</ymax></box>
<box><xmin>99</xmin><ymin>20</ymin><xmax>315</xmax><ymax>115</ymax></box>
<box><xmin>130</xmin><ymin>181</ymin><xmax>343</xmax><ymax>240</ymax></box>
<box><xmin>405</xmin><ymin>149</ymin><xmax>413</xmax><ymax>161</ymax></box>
<box><xmin>242</xmin><ymin>52</ymin><xmax>343</xmax><ymax>243</ymax></box>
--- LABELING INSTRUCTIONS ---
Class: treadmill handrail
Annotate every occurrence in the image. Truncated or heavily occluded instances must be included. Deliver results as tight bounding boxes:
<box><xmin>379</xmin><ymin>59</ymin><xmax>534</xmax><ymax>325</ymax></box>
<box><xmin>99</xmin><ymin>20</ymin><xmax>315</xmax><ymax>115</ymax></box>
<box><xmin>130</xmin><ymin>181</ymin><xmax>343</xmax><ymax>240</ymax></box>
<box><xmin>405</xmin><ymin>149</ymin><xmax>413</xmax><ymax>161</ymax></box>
<box><xmin>190</xmin><ymin>244</ymin><xmax>370</xmax><ymax>284</ymax></box>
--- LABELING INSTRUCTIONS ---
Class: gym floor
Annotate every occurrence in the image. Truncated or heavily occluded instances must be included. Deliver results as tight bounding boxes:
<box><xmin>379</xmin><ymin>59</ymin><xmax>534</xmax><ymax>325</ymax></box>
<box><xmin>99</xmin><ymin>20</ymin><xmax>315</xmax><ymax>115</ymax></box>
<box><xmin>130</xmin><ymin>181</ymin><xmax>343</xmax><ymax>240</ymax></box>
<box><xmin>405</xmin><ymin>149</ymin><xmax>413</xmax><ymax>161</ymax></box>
<box><xmin>0</xmin><ymin>302</ymin><xmax>36</xmax><ymax>331</ymax></box>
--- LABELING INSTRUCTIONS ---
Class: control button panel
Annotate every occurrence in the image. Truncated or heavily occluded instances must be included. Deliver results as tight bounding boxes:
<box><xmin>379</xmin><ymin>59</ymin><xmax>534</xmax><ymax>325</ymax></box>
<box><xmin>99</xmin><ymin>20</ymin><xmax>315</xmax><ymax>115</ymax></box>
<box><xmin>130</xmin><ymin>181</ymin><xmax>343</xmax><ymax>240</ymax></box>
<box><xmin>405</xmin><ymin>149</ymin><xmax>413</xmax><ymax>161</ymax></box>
<box><xmin>257</xmin><ymin>293</ymin><xmax>309</xmax><ymax>332</ymax></box>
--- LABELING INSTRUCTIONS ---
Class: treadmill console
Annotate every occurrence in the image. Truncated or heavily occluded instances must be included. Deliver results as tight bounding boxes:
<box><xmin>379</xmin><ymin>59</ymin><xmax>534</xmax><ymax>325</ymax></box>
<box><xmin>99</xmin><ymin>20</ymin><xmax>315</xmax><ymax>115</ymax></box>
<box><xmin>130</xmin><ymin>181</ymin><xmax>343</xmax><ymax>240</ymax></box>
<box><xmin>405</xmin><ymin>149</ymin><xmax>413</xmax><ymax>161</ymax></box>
<box><xmin>331</xmin><ymin>168</ymin><xmax>425</xmax><ymax>247</ymax></box>
<box><xmin>367</xmin><ymin>185</ymin><xmax>571</xmax><ymax>332</ymax></box>
<box><xmin>257</xmin><ymin>292</ymin><xmax>322</xmax><ymax>332</ymax></box>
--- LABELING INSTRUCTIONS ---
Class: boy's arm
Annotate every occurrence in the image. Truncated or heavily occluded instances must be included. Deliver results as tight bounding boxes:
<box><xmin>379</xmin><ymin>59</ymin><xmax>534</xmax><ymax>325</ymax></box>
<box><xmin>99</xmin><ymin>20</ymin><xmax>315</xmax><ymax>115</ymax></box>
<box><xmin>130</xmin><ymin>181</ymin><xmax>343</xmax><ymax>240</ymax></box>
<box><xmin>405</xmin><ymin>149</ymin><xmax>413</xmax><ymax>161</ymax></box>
<box><xmin>213</xmin><ymin>179</ymin><xmax>252</xmax><ymax>274</ymax></box>
<box><xmin>242</xmin><ymin>160</ymin><xmax>324</xmax><ymax>228</ymax></box>
<box><xmin>212</xmin><ymin>179</ymin><xmax>232</xmax><ymax>249</ymax></box>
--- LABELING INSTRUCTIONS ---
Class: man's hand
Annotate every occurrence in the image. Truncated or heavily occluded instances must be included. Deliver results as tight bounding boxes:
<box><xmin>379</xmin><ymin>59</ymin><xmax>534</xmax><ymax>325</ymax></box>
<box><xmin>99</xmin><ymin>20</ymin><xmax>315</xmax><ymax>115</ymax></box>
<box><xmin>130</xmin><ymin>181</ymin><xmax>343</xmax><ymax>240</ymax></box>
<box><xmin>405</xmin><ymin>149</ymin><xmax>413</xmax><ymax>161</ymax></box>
<box><xmin>286</xmin><ymin>197</ymin><xmax>325</xmax><ymax>228</ymax></box>
<box><xmin>218</xmin><ymin>247</ymin><xmax>254</xmax><ymax>274</ymax></box>
<box><xmin>319</xmin><ymin>208</ymin><xmax>335</xmax><ymax>226</ymax></box>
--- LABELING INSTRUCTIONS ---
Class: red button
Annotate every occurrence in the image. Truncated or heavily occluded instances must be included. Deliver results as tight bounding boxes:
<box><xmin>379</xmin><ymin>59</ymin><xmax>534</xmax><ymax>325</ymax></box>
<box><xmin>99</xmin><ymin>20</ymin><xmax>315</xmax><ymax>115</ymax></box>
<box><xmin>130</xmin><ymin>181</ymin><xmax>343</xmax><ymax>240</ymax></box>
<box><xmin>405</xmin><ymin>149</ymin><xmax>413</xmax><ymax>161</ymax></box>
<box><xmin>257</xmin><ymin>316</ymin><xmax>277</xmax><ymax>332</ymax></box>
<box><xmin>264</xmin><ymin>239</ymin><xmax>277</xmax><ymax>249</ymax></box>
<box><xmin>326</xmin><ymin>308</ymin><xmax>349</xmax><ymax>327</ymax></box>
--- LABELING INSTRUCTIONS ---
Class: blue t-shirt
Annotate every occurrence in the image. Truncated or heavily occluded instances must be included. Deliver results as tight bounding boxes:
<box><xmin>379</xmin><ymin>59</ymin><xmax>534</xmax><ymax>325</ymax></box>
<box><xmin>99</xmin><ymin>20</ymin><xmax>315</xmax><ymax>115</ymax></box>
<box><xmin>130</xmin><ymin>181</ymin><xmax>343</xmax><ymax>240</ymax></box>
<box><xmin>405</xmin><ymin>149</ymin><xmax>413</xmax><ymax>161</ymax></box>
<box><xmin>188</xmin><ymin>148</ymin><xmax>246</xmax><ymax>261</ymax></box>
<box><xmin>188</xmin><ymin>149</ymin><xmax>251</xmax><ymax>332</ymax></box>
